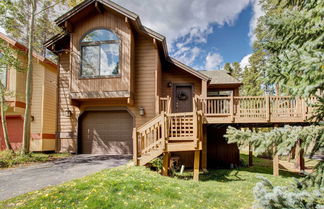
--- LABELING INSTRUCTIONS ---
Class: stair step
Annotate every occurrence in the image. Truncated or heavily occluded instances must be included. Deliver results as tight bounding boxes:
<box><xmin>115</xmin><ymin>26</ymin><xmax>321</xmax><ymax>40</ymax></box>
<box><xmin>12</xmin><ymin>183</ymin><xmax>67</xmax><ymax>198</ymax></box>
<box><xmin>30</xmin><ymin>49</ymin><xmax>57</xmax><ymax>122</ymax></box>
<box><xmin>138</xmin><ymin>148</ymin><xmax>163</xmax><ymax>166</ymax></box>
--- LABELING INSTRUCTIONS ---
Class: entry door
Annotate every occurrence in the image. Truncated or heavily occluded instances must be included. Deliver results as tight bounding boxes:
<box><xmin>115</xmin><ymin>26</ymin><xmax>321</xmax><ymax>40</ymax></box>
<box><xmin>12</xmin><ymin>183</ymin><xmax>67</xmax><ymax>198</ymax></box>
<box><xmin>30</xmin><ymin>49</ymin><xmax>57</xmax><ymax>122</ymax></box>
<box><xmin>173</xmin><ymin>84</ymin><xmax>193</xmax><ymax>113</ymax></box>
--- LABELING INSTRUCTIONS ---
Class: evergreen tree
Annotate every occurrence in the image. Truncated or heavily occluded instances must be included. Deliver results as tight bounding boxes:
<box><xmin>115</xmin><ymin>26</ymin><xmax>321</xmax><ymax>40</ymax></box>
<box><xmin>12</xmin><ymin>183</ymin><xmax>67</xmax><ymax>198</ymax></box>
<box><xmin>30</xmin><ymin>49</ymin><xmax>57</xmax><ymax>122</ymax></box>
<box><xmin>240</xmin><ymin>51</ymin><xmax>267</xmax><ymax>96</ymax></box>
<box><xmin>255</xmin><ymin>0</ymin><xmax>324</xmax><ymax>99</ymax></box>
<box><xmin>224</xmin><ymin>63</ymin><xmax>233</xmax><ymax>74</ymax></box>
<box><xmin>2</xmin><ymin>0</ymin><xmax>82</xmax><ymax>56</ymax></box>
<box><xmin>223</xmin><ymin>62</ymin><xmax>242</xmax><ymax>81</ymax></box>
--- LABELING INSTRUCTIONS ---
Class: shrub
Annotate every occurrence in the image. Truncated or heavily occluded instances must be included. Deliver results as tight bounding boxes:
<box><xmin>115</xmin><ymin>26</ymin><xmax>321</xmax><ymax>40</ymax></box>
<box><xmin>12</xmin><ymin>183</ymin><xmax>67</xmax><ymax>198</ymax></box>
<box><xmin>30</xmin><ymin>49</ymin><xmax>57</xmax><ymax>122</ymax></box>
<box><xmin>253</xmin><ymin>177</ymin><xmax>324</xmax><ymax>209</ymax></box>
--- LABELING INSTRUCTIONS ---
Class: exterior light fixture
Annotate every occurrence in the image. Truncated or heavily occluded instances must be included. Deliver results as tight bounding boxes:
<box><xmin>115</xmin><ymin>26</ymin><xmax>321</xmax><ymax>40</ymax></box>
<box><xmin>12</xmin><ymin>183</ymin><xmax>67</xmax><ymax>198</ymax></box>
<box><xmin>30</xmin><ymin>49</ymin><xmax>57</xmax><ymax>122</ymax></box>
<box><xmin>167</xmin><ymin>81</ymin><xmax>172</xmax><ymax>88</ymax></box>
<box><xmin>65</xmin><ymin>109</ymin><xmax>72</xmax><ymax>117</ymax></box>
<box><xmin>31</xmin><ymin>115</ymin><xmax>35</xmax><ymax>122</ymax></box>
<box><xmin>139</xmin><ymin>107</ymin><xmax>145</xmax><ymax>116</ymax></box>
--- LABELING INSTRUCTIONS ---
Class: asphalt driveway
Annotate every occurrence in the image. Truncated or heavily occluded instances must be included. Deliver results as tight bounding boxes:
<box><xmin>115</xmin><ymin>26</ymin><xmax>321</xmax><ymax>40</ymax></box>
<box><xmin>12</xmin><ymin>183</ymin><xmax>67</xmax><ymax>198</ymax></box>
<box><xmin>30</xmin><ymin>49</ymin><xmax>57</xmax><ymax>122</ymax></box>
<box><xmin>0</xmin><ymin>154</ymin><xmax>131</xmax><ymax>201</ymax></box>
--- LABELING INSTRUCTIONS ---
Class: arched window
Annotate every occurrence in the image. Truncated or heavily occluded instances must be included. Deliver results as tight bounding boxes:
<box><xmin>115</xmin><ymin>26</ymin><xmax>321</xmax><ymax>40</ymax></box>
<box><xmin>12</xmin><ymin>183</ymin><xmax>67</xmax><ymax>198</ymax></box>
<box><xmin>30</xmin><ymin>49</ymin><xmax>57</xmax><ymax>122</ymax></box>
<box><xmin>80</xmin><ymin>29</ymin><xmax>120</xmax><ymax>77</ymax></box>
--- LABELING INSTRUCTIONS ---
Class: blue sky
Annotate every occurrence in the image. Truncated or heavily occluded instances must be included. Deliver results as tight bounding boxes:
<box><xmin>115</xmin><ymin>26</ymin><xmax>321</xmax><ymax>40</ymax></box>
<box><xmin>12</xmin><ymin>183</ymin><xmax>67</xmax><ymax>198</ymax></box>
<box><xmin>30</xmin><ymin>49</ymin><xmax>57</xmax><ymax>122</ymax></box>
<box><xmin>179</xmin><ymin>4</ymin><xmax>254</xmax><ymax>70</ymax></box>
<box><xmin>114</xmin><ymin>0</ymin><xmax>263</xmax><ymax>71</ymax></box>
<box><xmin>1</xmin><ymin>0</ymin><xmax>262</xmax><ymax>70</ymax></box>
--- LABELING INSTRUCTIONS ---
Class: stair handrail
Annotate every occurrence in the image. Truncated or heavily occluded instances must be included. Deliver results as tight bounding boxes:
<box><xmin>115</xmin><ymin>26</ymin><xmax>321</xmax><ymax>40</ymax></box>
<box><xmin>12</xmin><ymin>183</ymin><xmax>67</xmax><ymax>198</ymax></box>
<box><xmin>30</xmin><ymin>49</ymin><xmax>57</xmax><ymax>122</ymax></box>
<box><xmin>135</xmin><ymin>112</ymin><xmax>167</xmax><ymax>161</ymax></box>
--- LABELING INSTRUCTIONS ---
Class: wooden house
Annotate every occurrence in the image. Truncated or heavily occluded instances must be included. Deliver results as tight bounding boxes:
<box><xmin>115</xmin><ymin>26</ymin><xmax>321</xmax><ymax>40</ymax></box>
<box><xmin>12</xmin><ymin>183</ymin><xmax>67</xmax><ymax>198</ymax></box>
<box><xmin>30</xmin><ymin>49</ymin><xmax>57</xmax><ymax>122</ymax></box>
<box><xmin>0</xmin><ymin>33</ymin><xmax>58</xmax><ymax>152</ymax></box>
<box><xmin>45</xmin><ymin>0</ymin><xmax>315</xmax><ymax>179</ymax></box>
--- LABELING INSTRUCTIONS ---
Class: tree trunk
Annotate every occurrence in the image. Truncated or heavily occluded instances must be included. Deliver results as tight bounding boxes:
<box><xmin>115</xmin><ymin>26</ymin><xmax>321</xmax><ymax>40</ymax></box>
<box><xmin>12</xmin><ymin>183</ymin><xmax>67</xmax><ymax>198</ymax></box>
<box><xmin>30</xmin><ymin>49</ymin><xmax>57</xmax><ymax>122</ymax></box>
<box><xmin>0</xmin><ymin>84</ymin><xmax>12</xmax><ymax>151</ymax></box>
<box><xmin>21</xmin><ymin>0</ymin><xmax>37</xmax><ymax>154</ymax></box>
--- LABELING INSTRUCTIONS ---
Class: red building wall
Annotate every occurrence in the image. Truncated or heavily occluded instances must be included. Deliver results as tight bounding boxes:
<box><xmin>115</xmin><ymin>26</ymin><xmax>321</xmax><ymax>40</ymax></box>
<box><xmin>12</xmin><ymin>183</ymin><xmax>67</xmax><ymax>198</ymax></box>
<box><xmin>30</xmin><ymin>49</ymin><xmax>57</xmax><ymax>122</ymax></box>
<box><xmin>0</xmin><ymin>116</ymin><xmax>23</xmax><ymax>151</ymax></box>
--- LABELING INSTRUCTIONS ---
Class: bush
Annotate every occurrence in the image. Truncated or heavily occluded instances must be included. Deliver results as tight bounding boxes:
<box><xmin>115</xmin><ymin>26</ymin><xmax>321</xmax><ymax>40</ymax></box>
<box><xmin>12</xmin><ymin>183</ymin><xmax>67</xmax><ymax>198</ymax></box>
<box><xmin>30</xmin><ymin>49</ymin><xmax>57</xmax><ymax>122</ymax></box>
<box><xmin>253</xmin><ymin>177</ymin><xmax>324</xmax><ymax>209</ymax></box>
<box><xmin>0</xmin><ymin>151</ymin><xmax>70</xmax><ymax>168</ymax></box>
<box><xmin>149</xmin><ymin>156</ymin><xmax>163</xmax><ymax>172</ymax></box>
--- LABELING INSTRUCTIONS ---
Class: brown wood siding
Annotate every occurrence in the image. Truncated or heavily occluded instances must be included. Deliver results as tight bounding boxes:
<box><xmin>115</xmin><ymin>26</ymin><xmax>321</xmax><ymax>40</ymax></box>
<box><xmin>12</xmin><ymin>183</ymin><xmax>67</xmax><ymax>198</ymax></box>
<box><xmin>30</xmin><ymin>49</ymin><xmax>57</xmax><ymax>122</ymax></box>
<box><xmin>58</xmin><ymin>52</ymin><xmax>80</xmax><ymax>140</ymax></box>
<box><xmin>162</xmin><ymin>66</ymin><xmax>202</xmax><ymax>98</ymax></box>
<box><xmin>128</xmin><ymin>35</ymin><xmax>157</xmax><ymax>128</ymax></box>
<box><xmin>207</xmin><ymin>125</ymin><xmax>240</xmax><ymax>168</ymax></box>
<box><xmin>155</xmin><ymin>52</ymin><xmax>162</xmax><ymax>113</ymax></box>
<box><xmin>70</xmin><ymin>11</ymin><xmax>132</xmax><ymax>96</ymax></box>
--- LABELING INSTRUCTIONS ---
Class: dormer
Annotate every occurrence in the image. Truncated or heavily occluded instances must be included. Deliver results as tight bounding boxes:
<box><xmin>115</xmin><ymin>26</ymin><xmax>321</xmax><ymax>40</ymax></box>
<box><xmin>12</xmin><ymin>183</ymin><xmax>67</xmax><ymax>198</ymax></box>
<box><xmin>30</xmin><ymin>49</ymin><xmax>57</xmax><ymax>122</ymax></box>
<box><xmin>47</xmin><ymin>0</ymin><xmax>135</xmax><ymax>102</ymax></box>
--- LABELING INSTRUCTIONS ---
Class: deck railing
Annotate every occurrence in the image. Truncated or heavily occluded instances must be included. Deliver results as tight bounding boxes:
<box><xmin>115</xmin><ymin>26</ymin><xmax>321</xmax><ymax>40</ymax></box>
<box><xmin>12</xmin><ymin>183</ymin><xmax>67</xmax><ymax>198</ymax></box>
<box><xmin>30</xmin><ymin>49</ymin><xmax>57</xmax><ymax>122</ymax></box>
<box><xmin>159</xmin><ymin>96</ymin><xmax>171</xmax><ymax>113</ymax></box>
<box><xmin>199</xmin><ymin>96</ymin><xmax>317</xmax><ymax>123</ymax></box>
<box><xmin>135</xmin><ymin>113</ymin><xmax>167</xmax><ymax>156</ymax></box>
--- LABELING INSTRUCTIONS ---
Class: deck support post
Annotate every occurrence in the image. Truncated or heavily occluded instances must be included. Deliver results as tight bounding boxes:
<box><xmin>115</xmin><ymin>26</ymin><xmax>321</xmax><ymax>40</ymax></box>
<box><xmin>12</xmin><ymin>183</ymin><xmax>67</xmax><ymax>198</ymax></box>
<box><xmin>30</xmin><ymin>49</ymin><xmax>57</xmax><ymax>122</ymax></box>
<box><xmin>162</xmin><ymin>152</ymin><xmax>170</xmax><ymax>176</ymax></box>
<box><xmin>193</xmin><ymin>150</ymin><xmax>200</xmax><ymax>181</ymax></box>
<box><xmin>248</xmin><ymin>144</ymin><xmax>253</xmax><ymax>167</ymax></box>
<box><xmin>202</xmin><ymin>125</ymin><xmax>207</xmax><ymax>170</ymax></box>
<box><xmin>132</xmin><ymin>128</ymin><xmax>138</xmax><ymax>165</ymax></box>
<box><xmin>294</xmin><ymin>139</ymin><xmax>305</xmax><ymax>171</ymax></box>
<box><xmin>273</xmin><ymin>124</ymin><xmax>279</xmax><ymax>176</ymax></box>
<box><xmin>273</xmin><ymin>146</ymin><xmax>279</xmax><ymax>176</ymax></box>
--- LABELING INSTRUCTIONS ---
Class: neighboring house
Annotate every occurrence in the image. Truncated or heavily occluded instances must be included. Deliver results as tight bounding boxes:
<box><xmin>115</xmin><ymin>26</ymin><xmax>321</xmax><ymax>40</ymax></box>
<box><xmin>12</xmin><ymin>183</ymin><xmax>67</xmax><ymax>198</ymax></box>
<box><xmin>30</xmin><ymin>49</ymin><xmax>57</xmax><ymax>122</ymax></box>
<box><xmin>0</xmin><ymin>33</ymin><xmax>58</xmax><ymax>152</ymax></box>
<box><xmin>45</xmin><ymin>0</ymin><xmax>314</xmax><ymax>177</ymax></box>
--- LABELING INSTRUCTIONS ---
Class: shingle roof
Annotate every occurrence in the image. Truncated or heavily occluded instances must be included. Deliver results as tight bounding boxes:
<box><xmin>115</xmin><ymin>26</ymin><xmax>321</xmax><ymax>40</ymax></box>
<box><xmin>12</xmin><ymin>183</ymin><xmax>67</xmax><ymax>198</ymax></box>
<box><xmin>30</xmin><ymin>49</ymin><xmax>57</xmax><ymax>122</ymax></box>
<box><xmin>199</xmin><ymin>70</ymin><xmax>242</xmax><ymax>85</ymax></box>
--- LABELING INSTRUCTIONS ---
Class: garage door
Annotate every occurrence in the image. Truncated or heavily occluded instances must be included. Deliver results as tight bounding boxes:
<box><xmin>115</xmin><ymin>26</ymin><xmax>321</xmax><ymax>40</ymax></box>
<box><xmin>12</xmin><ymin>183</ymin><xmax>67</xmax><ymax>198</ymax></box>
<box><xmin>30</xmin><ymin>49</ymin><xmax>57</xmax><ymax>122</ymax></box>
<box><xmin>81</xmin><ymin>111</ymin><xmax>133</xmax><ymax>154</ymax></box>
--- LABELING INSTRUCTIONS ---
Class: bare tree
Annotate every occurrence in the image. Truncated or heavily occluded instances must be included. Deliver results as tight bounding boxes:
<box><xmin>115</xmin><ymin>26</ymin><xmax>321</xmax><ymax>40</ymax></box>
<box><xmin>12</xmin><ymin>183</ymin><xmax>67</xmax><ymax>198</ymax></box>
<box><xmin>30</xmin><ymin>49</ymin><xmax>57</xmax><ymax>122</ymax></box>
<box><xmin>21</xmin><ymin>0</ymin><xmax>37</xmax><ymax>154</ymax></box>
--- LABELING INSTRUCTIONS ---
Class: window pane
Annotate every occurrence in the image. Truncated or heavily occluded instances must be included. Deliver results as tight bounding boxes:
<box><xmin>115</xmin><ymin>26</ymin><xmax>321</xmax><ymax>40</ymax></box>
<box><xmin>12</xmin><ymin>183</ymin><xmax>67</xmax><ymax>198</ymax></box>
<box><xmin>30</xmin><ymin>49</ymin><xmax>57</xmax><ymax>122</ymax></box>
<box><xmin>0</xmin><ymin>53</ymin><xmax>6</xmax><ymax>87</ymax></box>
<box><xmin>81</xmin><ymin>46</ymin><xmax>100</xmax><ymax>77</ymax></box>
<box><xmin>0</xmin><ymin>67</ymin><xmax>6</xmax><ymax>87</ymax></box>
<box><xmin>82</xmin><ymin>29</ymin><xmax>119</xmax><ymax>42</ymax></box>
<box><xmin>207</xmin><ymin>90</ymin><xmax>233</xmax><ymax>97</ymax></box>
<box><xmin>100</xmin><ymin>44</ymin><xmax>119</xmax><ymax>76</ymax></box>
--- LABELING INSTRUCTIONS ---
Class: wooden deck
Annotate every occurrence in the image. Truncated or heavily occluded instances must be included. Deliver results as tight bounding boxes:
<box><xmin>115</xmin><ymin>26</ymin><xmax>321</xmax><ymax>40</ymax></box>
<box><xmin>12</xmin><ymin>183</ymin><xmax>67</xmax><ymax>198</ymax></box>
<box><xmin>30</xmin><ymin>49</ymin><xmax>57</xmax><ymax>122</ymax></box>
<box><xmin>198</xmin><ymin>96</ymin><xmax>316</xmax><ymax>124</ymax></box>
<box><xmin>134</xmin><ymin>95</ymin><xmax>317</xmax><ymax>180</ymax></box>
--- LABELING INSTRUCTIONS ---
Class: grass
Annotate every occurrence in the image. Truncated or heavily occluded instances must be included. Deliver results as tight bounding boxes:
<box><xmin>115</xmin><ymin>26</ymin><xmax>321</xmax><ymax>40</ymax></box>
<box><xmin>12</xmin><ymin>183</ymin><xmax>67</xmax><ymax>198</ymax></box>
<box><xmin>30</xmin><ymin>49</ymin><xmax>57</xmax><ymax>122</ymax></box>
<box><xmin>0</xmin><ymin>154</ymin><xmax>302</xmax><ymax>209</ymax></box>
<box><xmin>0</xmin><ymin>150</ymin><xmax>70</xmax><ymax>168</ymax></box>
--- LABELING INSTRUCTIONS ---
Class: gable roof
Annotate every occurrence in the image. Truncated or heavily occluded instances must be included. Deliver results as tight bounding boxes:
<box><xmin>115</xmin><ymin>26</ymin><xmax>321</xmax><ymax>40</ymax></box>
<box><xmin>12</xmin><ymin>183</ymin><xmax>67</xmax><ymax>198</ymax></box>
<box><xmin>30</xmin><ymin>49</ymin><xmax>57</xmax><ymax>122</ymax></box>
<box><xmin>0</xmin><ymin>32</ymin><xmax>57</xmax><ymax>69</ymax></box>
<box><xmin>45</xmin><ymin>0</ymin><xmax>209</xmax><ymax>81</ymax></box>
<box><xmin>199</xmin><ymin>70</ymin><xmax>242</xmax><ymax>86</ymax></box>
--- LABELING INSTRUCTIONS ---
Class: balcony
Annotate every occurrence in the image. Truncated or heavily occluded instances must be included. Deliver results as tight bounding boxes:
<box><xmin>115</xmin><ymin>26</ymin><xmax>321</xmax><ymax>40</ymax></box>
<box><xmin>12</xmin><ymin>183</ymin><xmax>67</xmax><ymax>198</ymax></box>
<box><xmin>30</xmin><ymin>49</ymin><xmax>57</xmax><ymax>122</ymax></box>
<box><xmin>159</xmin><ymin>96</ymin><xmax>317</xmax><ymax>124</ymax></box>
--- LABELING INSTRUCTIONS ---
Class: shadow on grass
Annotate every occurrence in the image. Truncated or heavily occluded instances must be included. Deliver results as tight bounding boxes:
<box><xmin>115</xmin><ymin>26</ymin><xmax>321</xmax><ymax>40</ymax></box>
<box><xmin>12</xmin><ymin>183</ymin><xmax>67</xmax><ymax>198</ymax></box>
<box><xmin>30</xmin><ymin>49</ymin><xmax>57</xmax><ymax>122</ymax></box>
<box><xmin>175</xmin><ymin>154</ymin><xmax>300</xmax><ymax>182</ymax></box>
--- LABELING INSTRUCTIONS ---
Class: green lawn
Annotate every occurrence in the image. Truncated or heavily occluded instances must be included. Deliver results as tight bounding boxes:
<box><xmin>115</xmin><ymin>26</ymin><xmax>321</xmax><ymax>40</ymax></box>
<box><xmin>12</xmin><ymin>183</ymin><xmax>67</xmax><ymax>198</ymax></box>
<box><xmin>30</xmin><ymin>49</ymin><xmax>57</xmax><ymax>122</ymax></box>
<box><xmin>0</xmin><ymin>154</ymin><xmax>302</xmax><ymax>209</ymax></box>
<box><xmin>0</xmin><ymin>150</ymin><xmax>70</xmax><ymax>168</ymax></box>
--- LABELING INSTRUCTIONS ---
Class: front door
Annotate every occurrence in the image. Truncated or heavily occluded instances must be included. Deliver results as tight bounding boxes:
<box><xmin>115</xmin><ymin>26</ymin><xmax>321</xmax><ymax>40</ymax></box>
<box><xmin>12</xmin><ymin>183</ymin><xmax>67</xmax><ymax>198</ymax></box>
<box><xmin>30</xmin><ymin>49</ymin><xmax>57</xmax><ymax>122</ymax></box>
<box><xmin>173</xmin><ymin>84</ymin><xmax>193</xmax><ymax>113</ymax></box>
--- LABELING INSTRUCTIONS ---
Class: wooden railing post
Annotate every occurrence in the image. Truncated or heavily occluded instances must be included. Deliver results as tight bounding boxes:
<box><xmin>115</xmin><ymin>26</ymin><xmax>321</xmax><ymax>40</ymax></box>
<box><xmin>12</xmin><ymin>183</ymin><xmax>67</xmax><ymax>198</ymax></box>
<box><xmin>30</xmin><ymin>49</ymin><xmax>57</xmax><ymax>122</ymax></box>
<box><xmin>132</xmin><ymin>128</ymin><xmax>138</xmax><ymax>165</ymax></box>
<box><xmin>193</xmin><ymin>111</ymin><xmax>198</xmax><ymax>142</ymax></box>
<box><xmin>230</xmin><ymin>94</ymin><xmax>234</xmax><ymax>122</ymax></box>
<box><xmin>167</xmin><ymin>96</ymin><xmax>171</xmax><ymax>113</ymax></box>
<box><xmin>266</xmin><ymin>95</ymin><xmax>270</xmax><ymax>122</ymax></box>
<box><xmin>164</xmin><ymin>112</ymin><xmax>168</xmax><ymax>147</ymax></box>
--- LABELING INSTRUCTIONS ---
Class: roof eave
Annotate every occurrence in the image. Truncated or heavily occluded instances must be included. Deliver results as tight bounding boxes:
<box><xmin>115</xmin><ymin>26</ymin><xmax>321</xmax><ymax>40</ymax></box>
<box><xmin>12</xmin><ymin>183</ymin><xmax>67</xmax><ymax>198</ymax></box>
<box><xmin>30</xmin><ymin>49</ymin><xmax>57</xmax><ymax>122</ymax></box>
<box><xmin>168</xmin><ymin>57</ymin><xmax>211</xmax><ymax>81</ymax></box>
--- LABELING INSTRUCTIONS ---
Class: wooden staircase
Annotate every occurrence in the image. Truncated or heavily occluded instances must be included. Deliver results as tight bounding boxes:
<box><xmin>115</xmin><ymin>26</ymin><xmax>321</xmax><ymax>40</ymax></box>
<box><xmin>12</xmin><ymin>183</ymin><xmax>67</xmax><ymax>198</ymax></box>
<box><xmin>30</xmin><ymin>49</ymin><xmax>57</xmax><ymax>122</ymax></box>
<box><xmin>133</xmin><ymin>111</ymin><xmax>203</xmax><ymax>166</ymax></box>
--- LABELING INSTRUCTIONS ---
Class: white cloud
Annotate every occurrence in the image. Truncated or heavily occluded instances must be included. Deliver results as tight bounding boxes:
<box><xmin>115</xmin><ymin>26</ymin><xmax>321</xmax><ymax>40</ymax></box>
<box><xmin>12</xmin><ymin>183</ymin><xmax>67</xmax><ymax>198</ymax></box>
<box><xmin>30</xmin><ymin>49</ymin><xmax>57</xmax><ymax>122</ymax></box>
<box><xmin>249</xmin><ymin>0</ymin><xmax>265</xmax><ymax>45</ymax></box>
<box><xmin>113</xmin><ymin>0</ymin><xmax>251</xmax><ymax>47</ymax></box>
<box><xmin>205</xmin><ymin>52</ymin><xmax>223</xmax><ymax>70</ymax></box>
<box><xmin>240</xmin><ymin>53</ymin><xmax>252</xmax><ymax>69</ymax></box>
<box><xmin>173</xmin><ymin>46</ymin><xmax>202</xmax><ymax>66</ymax></box>
<box><xmin>112</xmin><ymin>0</ymin><xmax>254</xmax><ymax>68</ymax></box>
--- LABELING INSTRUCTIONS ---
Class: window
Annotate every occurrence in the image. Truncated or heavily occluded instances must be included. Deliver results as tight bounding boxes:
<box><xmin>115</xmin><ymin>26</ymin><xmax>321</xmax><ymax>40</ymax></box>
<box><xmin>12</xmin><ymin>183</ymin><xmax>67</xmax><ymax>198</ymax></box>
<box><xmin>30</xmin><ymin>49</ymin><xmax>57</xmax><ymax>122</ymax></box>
<box><xmin>0</xmin><ymin>53</ymin><xmax>7</xmax><ymax>87</ymax></box>
<box><xmin>80</xmin><ymin>29</ymin><xmax>120</xmax><ymax>77</ymax></box>
<box><xmin>207</xmin><ymin>90</ymin><xmax>233</xmax><ymax>97</ymax></box>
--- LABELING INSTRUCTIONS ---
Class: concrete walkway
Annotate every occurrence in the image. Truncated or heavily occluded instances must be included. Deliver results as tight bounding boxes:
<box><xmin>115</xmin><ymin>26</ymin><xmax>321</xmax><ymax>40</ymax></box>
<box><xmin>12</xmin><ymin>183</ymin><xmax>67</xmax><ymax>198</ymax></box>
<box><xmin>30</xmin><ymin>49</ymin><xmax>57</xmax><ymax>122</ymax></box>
<box><xmin>0</xmin><ymin>154</ymin><xmax>131</xmax><ymax>201</ymax></box>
